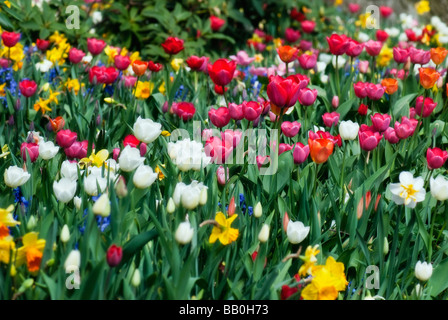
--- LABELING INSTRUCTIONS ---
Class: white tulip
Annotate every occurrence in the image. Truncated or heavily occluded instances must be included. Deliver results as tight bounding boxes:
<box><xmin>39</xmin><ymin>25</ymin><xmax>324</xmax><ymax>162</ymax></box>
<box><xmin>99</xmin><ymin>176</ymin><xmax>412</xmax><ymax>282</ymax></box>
<box><xmin>133</xmin><ymin>116</ymin><xmax>162</xmax><ymax>144</ymax></box>
<box><xmin>286</xmin><ymin>221</ymin><xmax>310</xmax><ymax>244</ymax></box>
<box><xmin>131</xmin><ymin>269</ymin><xmax>141</xmax><ymax>287</ymax></box>
<box><xmin>133</xmin><ymin>165</ymin><xmax>158</xmax><ymax>189</ymax></box>
<box><xmin>83</xmin><ymin>174</ymin><xmax>107</xmax><ymax>196</ymax></box>
<box><xmin>415</xmin><ymin>261</ymin><xmax>433</xmax><ymax>281</ymax></box>
<box><xmin>253</xmin><ymin>202</ymin><xmax>262</xmax><ymax>218</ymax></box>
<box><xmin>172</xmin><ymin>182</ymin><xmax>187</xmax><ymax>207</ymax></box>
<box><xmin>92</xmin><ymin>193</ymin><xmax>111</xmax><ymax>217</ymax></box>
<box><xmin>339</xmin><ymin>120</ymin><xmax>360</xmax><ymax>141</ymax></box>
<box><xmin>39</xmin><ymin>141</ymin><xmax>59</xmax><ymax>160</ymax></box>
<box><xmin>60</xmin><ymin>160</ymin><xmax>80</xmax><ymax>181</ymax></box>
<box><xmin>27</xmin><ymin>216</ymin><xmax>37</xmax><ymax>230</ymax></box>
<box><xmin>258</xmin><ymin>224</ymin><xmax>270</xmax><ymax>243</ymax></box>
<box><xmin>64</xmin><ymin>250</ymin><xmax>81</xmax><ymax>270</ymax></box>
<box><xmin>61</xmin><ymin>224</ymin><xmax>70</xmax><ymax>243</ymax></box>
<box><xmin>167</xmin><ymin>198</ymin><xmax>176</xmax><ymax>214</ymax></box>
<box><xmin>74</xmin><ymin>196</ymin><xmax>82</xmax><ymax>210</ymax></box>
<box><xmin>4</xmin><ymin>165</ymin><xmax>31</xmax><ymax>188</ymax></box>
<box><xmin>53</xmin><ymin>178</ymin><xmax>77</xmax><ymax>203</ymax></box>
<box><xmin>175</xmin><ymin>220</ymin><xmax>194</xmax><ymax>244</ymax></box>
<box><xmin>430</xmin><ymin>175</ymin><xmax>448</xmax><ymax>201</ymax></box>
<box><xmin>118</xmin><ymin>146</ymin><xmax>145</xmax><ymax>172</ymax></box>
<box><xmin>199</xmin><ymin>186</ymin><xmax>208</xmax><ymax>205</ymax></box>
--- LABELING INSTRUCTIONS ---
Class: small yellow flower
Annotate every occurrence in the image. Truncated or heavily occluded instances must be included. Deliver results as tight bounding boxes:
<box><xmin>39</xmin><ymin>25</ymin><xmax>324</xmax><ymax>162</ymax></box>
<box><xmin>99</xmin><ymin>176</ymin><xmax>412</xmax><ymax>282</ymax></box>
<box><xmin>0</xmin><ymin>83</ymin><xmax>6</xmax><ymax>97</ymax></box>
<box><xmin>158</xmin><ymin>82</ymin><xmax>166</xmax><ymax>95</ymax></box>
<box><xmin>415</xmin><ymin>0</ymin><xmax>430</xmax><ymax>15</ymax></box>
<box><xmin>299</xmin><ymin>245</ymin><xmax>320</xmax><ymax>277</ymax></box>
<box><xmin>135</xmin><ymin>81</ymin><xmax>154</xmax><ymax>99</ymax></box>
<box><xmin>0</xmin><ymin>205</ymin><xmax>18</xmax><ymax>239</ymax></box>
<box><xmin>15</xmin><ymin>232</ymin><xmax>46</xmax><ymax>272</ymax></box>
<box><xmin>377</xmin><ymin>44</ymin><xmax>393</xmax><ymax>67</ymax></box>
<box><xmin>0</xmin><ymin>236</ymin><xmax>15</xmax><ymax>264</ymax></box>
<box><xmin>170</xmin><ymin>58</ymin><xmax>184</xmax><ymax>73</ymax></box>
<box><xmin>273</xmin><ymin>38</ymin><xmax>283</xmax><ymax>48</ymax></box>
<box><xmin>254</xmin><ymin>54</ymin><xmax>263</xmax><ymax>63</ymax></box>
<box><xmin>334</xmin><ymin>0</ymin><xmax>343</xmax><ymax>6</ymax></box>
<box><xmin>209</xmin><ymin>212</ymin><xmax>239</xmax><ymax>245</ymax></box>
<box><xmin>0</xmin><ymin>144</ymin><xmax>10</xmax><ymax>159</ymax></box>
<box><xmin>161</xmin><ymin>130</ymin><xmax>171</xmax><ymax>137</ymax></box>
<box><xmin>65</xmin><ymin>78</ymin><xmax>83</xmax><ymax>95</ymax></box>
<box><xmin>104</xmin><ymin>97</ymin><xmax>117</xmax><ymax>104</ymax></box>
<box><xmin>33</xmin><ymin>98</ymin><xmax>52</xmax><ymax>114</ymax></box>
<box><xmin>80</xmin><ymin>149</ymin><xmax>109</xmax><ymax>168</ymax></box>
<box><xmin>104</xmin><ymin>45</ymin><xmax>119</xmax><ymax>64</ymax></box>
<box><xmin>155</xmin><ymin>165</ymin><xmax>166</xmax><ymax>181</ymax></box>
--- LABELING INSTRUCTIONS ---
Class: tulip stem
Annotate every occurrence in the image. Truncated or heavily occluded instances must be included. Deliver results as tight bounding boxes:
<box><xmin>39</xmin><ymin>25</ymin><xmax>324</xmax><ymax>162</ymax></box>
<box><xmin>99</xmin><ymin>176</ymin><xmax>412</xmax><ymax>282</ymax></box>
<box><xmin>428</xmin><ymin>200</ymin><xmax>437</xmax><ymax>262</ymax></box>
<box><xmin>222</xmin><ymin>86</ymin><xmax>229</xmax><ymax>107</ymax></box>
<box><xmin>339</xmin><ymin>141</ymin><xmax>348</xmax><ymax>203</ymax></box>
<box><xmin>285</xmin><ymin>62</ymin><xmax>289</xmax><ymax>77</ymax></box>
<box><xmin>335</xmin><ymin>55</ymin><xmax>340</xmax><ymax>97</ymax></box>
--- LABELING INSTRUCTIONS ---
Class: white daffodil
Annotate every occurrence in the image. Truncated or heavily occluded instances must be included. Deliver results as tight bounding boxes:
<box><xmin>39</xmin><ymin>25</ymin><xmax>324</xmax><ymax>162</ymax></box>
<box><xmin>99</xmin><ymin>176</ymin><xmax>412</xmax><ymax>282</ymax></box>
<box><xmin>389</xmin><ymin>171</ymin><xmax>426</xmax><ymax>208</ymax></box>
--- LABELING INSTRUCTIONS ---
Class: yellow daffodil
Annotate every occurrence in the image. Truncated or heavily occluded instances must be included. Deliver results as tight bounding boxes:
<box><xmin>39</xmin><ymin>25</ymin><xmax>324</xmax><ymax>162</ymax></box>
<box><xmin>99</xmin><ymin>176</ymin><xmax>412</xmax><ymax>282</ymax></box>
<box><xmin>209</xmin><ymin>212</ymin><xmax>239</xmax><ymax>245</ymax></box>
<box><xmin>0</xmin><ymin>236</ymin><xmax>15</xmax><ymax>264</ymax></box>
<box><xmin>155</xmin><ymin>165</ymin><xmax>166</xmax><ymax>181</ymax></box>
<box><xmin>65</xmin><ymin>78</ymin><xmax>83</xmax><ymax>95</ymax></box>
<box><xmin>0</xmin><ymin>205</ymin><xmax>18</xmax><ymax>239</ymax></box>
<box><xmin>170</xmin><ymin>58</ymin><xmax>184</xmax><ymax>73</ymax></box>
<box><xmin>49</xmin><ymin>31</ymin><xmax>66</xmax><ymax>45</ymax></box>
<box><xmin>15</xmin><ymin>232</ymin><xmax>46</xmax><ymax>272</ymax></box>
<box><xmin>80</xmin><ymin>149</ymin><xmax>109</xmax><ymax>168</ymax></box>
<box><xmin>355</xmin><ymin>13</ymin><xmax>375</xmax><ymax>29</ymax></box>
<box><xmin>299</xmin><ymin>245</ymin><xmax>320</xmax><ymax>276</ymax></box>
<box><xmin>158</xmin><ymin>81</ymin><xmax>166</xmax><ymax>95</ymax></box>
<box><xmin>135</xmin><ymin>81</ymin><xmax>154</xmax><ymax>99</ymax></box>
<box><xmin>377</xmin><ymin>44</ymin><xmax>393</xmax><ymax>67</ymax></box>
<box><xmin>0</xmin><ymin>144</ymin><xmax>10</xmax><ymax>159</ymax></box>
<box><xmin>0</xmin><ymin>83</ymin><xmax>6</xmax><ymax>97</ymax></box>
<box><xmin>48</xmin><ymin>89</ymin><xmax>60</xmax><ymax>104</ymax></box>
<box><xmin>301</xmin><ymin>256</ymin><xmax>348</xmax><ymax>300</ymax></box>
<box><xmin>104</xmin><ymin>45</ymin><xmax>119</xmax><ymax>64</ymax></box>
<box><xmin>129</xmin><ymin>50</ymin><xmax>141</xmax><ymax>64</ymax></box>
<box><xmin>273</xmin><ymin>38</ymin><xmax>283</xmax><ymax>48</ymax></box>
<box><xmin>415</xmin><ymin>0</ymin><xmax>430</xmax><ymax>15</ymax></box>
<box><xmin>33</xmin><ymin>97</ymin><xmax>52</xmax><ymax>114</ymax></box>
<box><xmin>1</xmin><ymin>42</ymin><xmax>25</xmax><ymax>71</ymax></box>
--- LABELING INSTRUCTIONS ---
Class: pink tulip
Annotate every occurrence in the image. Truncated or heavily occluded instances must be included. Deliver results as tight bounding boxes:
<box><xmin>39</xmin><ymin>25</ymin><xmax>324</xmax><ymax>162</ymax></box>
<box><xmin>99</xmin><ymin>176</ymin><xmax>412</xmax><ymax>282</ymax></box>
<box><xmin>279</xmin><ymin>143</ymin><xmax>293</xmax><ymax>155</ymax></box>
<box><xmin>348</xmin><ymin>3</ymin><xmax>361</xmax><ymax>13</ymax></box>
<box><xmin>298</xmin><ymin>54</ymin><xmax>317</xmax><ymax>70</ymax></box>
<box><xmin>114</xmin><ymin>55</ymin><xmax>131</xmax><ymax>71</ymax></box>
<box><xmin>208</xmin><ymin>107</ymin><xmax>231</xmax><ymax>128</ymax></box>
<box><xmin>112</xmin><ymin>148</ymin><xmax>121</xmax><ymax>161</ymax></box>
<box><xmin>346</xmin><ymin>40</ymin><xmax>364</xmax><ymax>57</ymax></box>
<box><xmin>415</xmin><ymin>96</ymin><xmax>437</xmax><ymax>118</ymax></box>
<box><xmin>216</xmin><ymin>165</ymin><xmax>230</xmax><ymax>185</ymax></box>
<box><xmin>221</xmin><ymin>129</ymin><xmax>242</xmax><ymax>148</ymax></box>
<box><xmin>322</xmin><ymin>112</ymin><xmax>340</xmax><ymax>127</ymax></box>
<box><xmin>285</xmin><ymin>28</ymin><xmax>301</xmax><ymax>43</ymax></box>
<box><xmin>354</xmin><ymin>81</ymin><xmax>368</xmax><ymax>98</ymax></box>
<box><xmin>332</xmin><ymin>96</ymin><xmax>339</xmax><ymax>108</ymax></box>
<box><xmin>69</xmin><ymin>48</ymin><xmax>86</xmax><ymax>64</ymax></box>
<box><xmin>281</xmin><ymin>121</ymin><xmax>301</xmax><ymax>138</ymax></box>
<box><xmin>242</xmin><ymin>101</ymin><xmax>262</xmax><ymax>121</ymax></box>
<box><xmin>87</xmin><ymin>38</ymin><xmax>106</xmax><ymax>56</ymax></box>
<box><xmin>301</xmin><ymin>21</ymin><xmax>316</xmax><ymax>33</ymax></box>
<box><xmin>359</xmin><ymin>130</ymin><xmax>383</xmax><ymax>151</ymax></box>
<box><xmin>56</xmin><ymin>129</ymin><xmax>77</xmax><ymax>149</ymax></box>
<box><xmin>20</xmin><ymin>142</ymin><xmax>39</xmax><ymax>162</ymax></box>
<box><xmin>205</xmin><ymin>136</ymin><xmax>233</xmax><ymax>164</ymax></box>
<box><xmin>384</xmin><ymin>127</ymin><xmax>400</xmax><ymax>144</ymax></box>
<box><xmin>358</xmin><ymin>60</ymin><xmax>369</xmax><ymax>74</ymax></box>
<box><xmin>427</xmin><ymin>147</ymin><xmax>448</xmax><ymax>169</ymax></box>
<box><xmin>393</xmin><ymin>47</ymin><xmax>410</xmax><ymax>64</ymax></box>
<box><xmin>366</xmin><ymin>83</ymin><xmax>385</xmax><ymax>100</ymax></box>
<box><xmin>394</xmin><ymin>116</ymin><xmax>418</xmax><ymax>139</ymax></box>
<box><xmin>292</xmin><ymin>142</ymin><xmax>310</xmax><ymax>164</ymax></box>
<box><xmin>19</xmin><ymin>79</ymin><xmax>37</xmax><ymax>97</ymax></box>
<box><xmin>228</xmin><ymin>103</ymin><xmax>244</xmax><ymax>121</ymax></box>
<box><xmin>370</xmin><ymin>113</ymin><xmax>391</xmax><ymax>132</ymax></box>
<box><xmin>409</xmin><ymin>47</ymin><xmax>431</xmax><ymax>65</ymax></box>
<box><xmin>364</xmin><ymin>40</ymin><xmax>383</xmax><ymax>57</ymax></box>
<box><xmin>298</xmin><ymin>88</ymin><xmax>318</xmax><ymax>106</ymax></box>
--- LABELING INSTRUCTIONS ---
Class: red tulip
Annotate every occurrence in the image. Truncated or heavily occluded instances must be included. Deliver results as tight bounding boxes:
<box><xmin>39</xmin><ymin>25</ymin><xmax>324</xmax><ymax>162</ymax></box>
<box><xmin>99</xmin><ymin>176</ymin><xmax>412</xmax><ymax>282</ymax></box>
<box><xmin>376</xmin><ymin>30</ymin><xmax>389</xmax><ymax>42</ymax></box>
<box><xmin>427</xmin><ymin>147</ymin><xmax>448</xmax><ymax>169</ymax></box>
<box><xmin>208</xmin><ymin>59</ymin><xmax>236</xmax><ymax>87</ymax></box>
<box><xmin>281</xmin><ymin>121</ymin><xmax>301</xmax><ymax>138</ymax></box>
<box><xmin>358</xmin><ymin>103</ymin><xmax>368</xmax><ymax>115</ymax></box>
<box><xmin>147</xmin><ymin>61</ymin><xmax>163</xmax><ymax>72</ymax></box>
<box><xmin>242</xmin><ymin>101</ymin><xmax>262</xmax><ymax>121</ymax></box>
<box><xmin>56</xmin><ymin>129</ymin><xmax>78</xmax><ymax>148</ymax></box>
<box><xmin>353</xmin><ymin>81</ymin><xmax>368</xmax><ymax>99</ymax></box>
<box><xmin>208</xmin><ymin>107</ymin><xmax>231</xmax><ymax>128</ymax></box>
<box><xmin>266</xmin><ymin>75</ymin><xmax>301</xmax><ymax>110</ymax></box>
<box><xmin>326</xmin><ymin>34</ymin><xmax>350</xmax><ymax>55</ymax></box>
<box><xmin>114</xmin><ymin>55</ymin><xmax>131</xmax><ymax>71</ymax></box>
<box><xmin>292</xmin><ymin>142</ymin><xmax>309</xmax><ymax>164</ymax></box>
<box><xmin>123</xmin><ymin>134</ymin><xmax>140</xmax><ymax>148</ymax></box>
<box><xmin>36</xmin><ymin>39</ymin><xmax>50</xmax><ymax>51</ymax></box>
<box><xmin>348</xmin><ymin>3</ymin><xmax>361</xmax><ymax>13</ymax></box>
<box><xmin>19</xmin><ymin>79</ymin><xmax>37</xmax><ymax>98</ymax></box>
<box><xmin>214</xmin><ymin>84</ymin><xmax>228</xmax><ymax>95</ymax></box>
<box><xmin>186</xmin><ymin>55</ymin><xmax>208</xmax><ymax>71</ymax></box>
<box><xmin>379</xmin><ymin>6</ymin><xmax>393</xmax><ymax>18</ymax></box>
<box><xmin>106</xmin><ymin>244</ymin><xmax>123</xmax><ymax>267</ymax></box>
<box><xmin>370</xmin><ymin>113</ymin><xmax>391</xmax><ymax>132</ymax></box>
<box><xmin>89</xmin><ymin>66</ymin><xmax>119</xmax><ymax>85</ymax></box>
<box><xmin>20</xmin><ymin>142</ymin><xmax>39</xmax><ymax>162</ymax></box>
<box><xmin>69</xmin><ymin>48</ymin><xmax>86</xmax><ymax>64</ymax></box>
<box><xmin>210</xmin><ymin>15</ymin><xmax>225</xmax><ymax>32</ymax></box>
<box><xmin>161</xmin><ymin>37</ymin><xmax>184</xmax><ymax>55</ymax></box>
<box><xmin>415</xmin><ymin>96</ymin><xmax>437</xmax><ymax>118</ymax></box>
<box><xmin>1</xmin><ymin>31</ymin><xmax>20</xmax><ymax>47</ymax></box>
<box><xmin>87</xmin><ymin>38</ymin><xmax>106</xmax><ymax>56</ymax></box>
<box><xmin>173</xmin><ymin>102</ymin><xmax>196</xmax><ymax>121</ymax></box>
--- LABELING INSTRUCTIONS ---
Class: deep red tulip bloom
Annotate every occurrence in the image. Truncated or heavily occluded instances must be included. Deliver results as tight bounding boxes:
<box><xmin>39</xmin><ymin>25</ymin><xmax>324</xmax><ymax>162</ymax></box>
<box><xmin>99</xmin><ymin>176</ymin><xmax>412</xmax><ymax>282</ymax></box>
<box><xmin>19</xmin><ymin>79</ymin><xmax>37</xmax><ymax>98</ymax></box>
<box><xmin>427</xmin><ymin>147</ymin><xmax>448</xmax><ymax>169</ymax></box>
<box><xmin>69</xmin><ymin>48</ymin><xmax>86</xmax><ymax>64</ymax></box>
<box><xmin>161</xmin><ymin>37</ymin><xmax>184</xmax><ymax>55</ymax></box>
<box><xmin>376</xmin><ymin>30</ymin><xmax>389</xmax><ymax>42</ymax></box>
<box><xmin>20</xmin><ymin>142</ymin><xmax>39</xmax><ymax>162</ymax></box>
<box><xmin>106</xmin><ymin>244</ymin><xmax>123</xmax><ymax>267</ymax></box>
<box><xmin>379</xmin><ymin>6</ymin><xmax>393</xmax><ymax>18</ymax></box>
<box><xmin>56</xmin><ymin>129</ymin><xmax>78</xmax><ymax>148</ymax></box>
<box><xmin>186</xmin><ymin>55</ymin><xmax>208</xmax><ymax>71</ymax></box>
<box><xmin>147</xmin><ymin>60</ymin><xmax>163</xmax><ymax>72</ymax></box>
<box><xmin>123</xmin><ymin>134</ymin><xmax>140</xmax><ymax>148</ymax></box>
<box><xmin>358</xmin><ymin>103</ymin><xmax>368</xmax><ymax>115</ymax></box>
<box><xmin>87</xmin><ymin>38</ymin><xmax>106</xmax><ymax>56</ymax></box>
<box><xmin>326</xmin><ymin>34</ymin><xmax>350</xmax><ymax>55</ymax></box>
<box><xmin>208</xmin><ymin>59</ymin><xmax>236</xmax><ymax>87</ymax></box>
<box><xmin>1</xmin><ymin>31</ymin><xmax>20</xmax><ymax>47</ymax></box>
<box><xmin>173</xmin><ymin>102</ymin><xmax>196</xmax><ymax>121</ymax></box>
<box><xmin>210</xmin><ymin>15</ymin><xmax>225</xmax><ymax>32</ymax></box>
<box><xmin>266</xmin><ymin>75</ymin><xmax>302</xmax><ymax>110</ymax></box>
<box><xmin>208</xmin><ymin>107</ymin><xmax>231</xmax><ymax>128</ymax></box>
<box><xmin>114</xmin><ymin>55</ymin><xmax>131</xmax><ymax>71</ymax></box>
<box><xmin>36</xmin><ymin>39</ymin><xmax>50</xmax><ymax>51</ymax></box>
<box><xmin>285</xmin><ymin>28</ymin><xmax>301</xmax><ymax>43</ymax></box>
<box><xmin>214</xmin><ymin>84</ymin><xmax>228</xmax><ymax>95</ymax></box>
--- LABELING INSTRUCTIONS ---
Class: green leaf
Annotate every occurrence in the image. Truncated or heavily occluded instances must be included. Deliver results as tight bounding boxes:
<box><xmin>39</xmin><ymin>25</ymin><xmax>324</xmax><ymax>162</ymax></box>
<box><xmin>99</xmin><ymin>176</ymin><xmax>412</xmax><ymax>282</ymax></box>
<box><xmin>392</xmin><ymin>93</ymin><xmax>417</xmax><ymax>119</ymax></box>
<box><xmin>0</xmin><ymin>12</ymin><xmax>14</xmax><ymax>30</ymax></box>
<box><xmin>120</xmin><ymin>229</ymin><xmax>158</xmax><ymax>266</ymax></box>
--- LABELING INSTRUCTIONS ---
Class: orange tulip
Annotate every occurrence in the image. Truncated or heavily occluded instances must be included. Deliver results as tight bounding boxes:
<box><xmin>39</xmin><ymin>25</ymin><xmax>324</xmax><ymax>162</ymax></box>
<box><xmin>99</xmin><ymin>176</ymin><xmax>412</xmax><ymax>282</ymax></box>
<box><xmin>308</xmin><ymin>138</ymin><xmax>334</xmax><ymax>164</ymax></box>
<box><xmin>419</xmin><ymin>67</ymin><xmax>440</xmax><ymax>89</ymax></box>
<box><xmin>277</xmin><ymin>45</ymin><xmax>298</xmax><ymax>63</ymax></box>
<box><xmin>381</xmin><ymin>78</ymin><xmax>398</xmax><ymax>95</ymax></box>
<box><xmin>430</xmin><ymin>47</ymin><xmax>448</xmax><ymax>65</ymax></box>
<box><xmin>49</xmin><ymin>116</ymin><xmax>65</xmax><ymax>132</ymax></box>
<box><xmin>228</xmin><ymin>196</ymin><xmax>236</xmax><ymax>217</ymax></box>
<box><xmin>132</xmin><ymin>60</ymin><xmax>148</xmax><ymax>76</ymax></box>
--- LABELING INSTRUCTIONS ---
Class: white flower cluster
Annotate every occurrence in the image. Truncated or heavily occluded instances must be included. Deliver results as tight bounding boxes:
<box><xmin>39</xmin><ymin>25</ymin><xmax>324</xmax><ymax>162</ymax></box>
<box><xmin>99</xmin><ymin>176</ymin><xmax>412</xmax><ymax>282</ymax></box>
<box><xmin>167</xmin><ymin>138</ymin><xmax>211</xmax><ymax>171</ymax></box>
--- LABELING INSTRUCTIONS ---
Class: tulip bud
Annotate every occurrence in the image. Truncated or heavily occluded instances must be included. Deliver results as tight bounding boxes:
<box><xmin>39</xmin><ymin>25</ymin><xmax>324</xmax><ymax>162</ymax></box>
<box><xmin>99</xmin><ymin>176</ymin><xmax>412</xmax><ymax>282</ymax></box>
<box><xmin>175</xmin><ymin>220</ymin><xmax>194</xmax><ymax>245</ymax></box>
<box><xmin>131</xmin><ymin>269</ymin><xmax>141</xmax><ymax>287</ymax></box>
<box><xmin>332</xmin><ymin>96</ymin><xmax>339</xmax><ymax>108</ymax></box>
<box><xmin>383</xmin><ymin>237</ymin><xmax>389</xmax><ymax>255</ymax></box>
<box><xmin>199</xmin><ymin>187</ymin><xmax>208</xmax><ymax>205</ymax></box>
<box><xmin>106</xmin><ymin>244</ymin><xmax>123</xmax><ymax>267</ymax></box>
<box><xmin>167</xmin><ymin>197</ymin><xmax>176</xmax><ymax>214</ymax></box>
<box><xmin>64</xmin><ymin>250</ymin><xmax>81</xmax><ymax>271</ymax></box>
<box><xmin>61</xmin><ymin>224</ymin><xmax>70</xmax><ymax>243</ymax></box>
<box><xmin>27</xmin><ymin>216</ymin><xmax>37</xmax><ymax>230</ymax></box>
<box><xmin>74</xmin><ymin>196</ymin><xmax>82</xmax><ymax>210</ymax></box>
<box><xmin>18</xmin><ymin>279</ymin><xmax>34</xmax><ymax>294</ymax></box>
<box><xmin>258</xmin><ymin>224</ymin><xmax>270</xmax><ymax>243</ymax></box>
<box><xmin>415</xmin><ymin>261</ymin><xmax>433</xmax><ymax>281</ymax></box>
<box><xmin>253</xmin><ymin>202</ymin><xmax>262</xmax><ymax>218</ymax></box>
<box><xmin>92</xmin><ymin>193</ymin><xmax>111</xmax><ymax>217</ymax></box>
